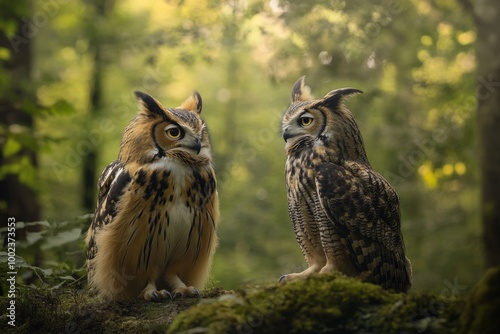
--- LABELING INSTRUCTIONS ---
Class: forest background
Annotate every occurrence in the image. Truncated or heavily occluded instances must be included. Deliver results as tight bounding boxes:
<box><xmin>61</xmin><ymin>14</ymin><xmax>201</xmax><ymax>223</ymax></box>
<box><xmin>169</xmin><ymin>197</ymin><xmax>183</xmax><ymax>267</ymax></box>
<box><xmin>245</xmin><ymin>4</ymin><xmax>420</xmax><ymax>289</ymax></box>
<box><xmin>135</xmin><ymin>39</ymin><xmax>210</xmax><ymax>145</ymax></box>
<box><xmin>1</xmin><ymin>0</ymin><xmax>499</xmax><ymax>295</ymax></box>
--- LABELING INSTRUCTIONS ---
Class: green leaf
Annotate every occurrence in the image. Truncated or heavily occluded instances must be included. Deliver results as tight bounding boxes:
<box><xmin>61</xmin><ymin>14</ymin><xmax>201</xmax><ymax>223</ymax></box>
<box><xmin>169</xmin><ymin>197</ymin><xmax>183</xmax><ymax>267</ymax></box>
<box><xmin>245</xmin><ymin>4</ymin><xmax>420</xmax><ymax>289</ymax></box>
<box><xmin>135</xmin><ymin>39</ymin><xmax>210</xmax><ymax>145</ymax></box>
<box><xmin>25</xmin><ymin>231</ymin><xmax>44</xmax><ymax>246</ymax></box>
<box><xmin>51</xmin><ymin>281</ymin><xmax>67</xmax><ymax>290</ymax></box>
<box><xmin>25</xmin><ymin>220</ymin><xmax>51</xmax><ymax>228</ymax></box>
<box><xmin>33</xmin><ymin>267</ymin><xmax>53</xmax><ymax>277</ymax></box>
<box><xmin>17</xmin><ymin>156</ymin><xmax>38</xmax><ymax>188</ymax></box>
<box><xmin>3</xmin><ymin>137</ymin><xmax>22</xmax><ymax>157</ymax></box>
<box><xmin>0</xmin><ymin>252</ymin><xmax>31</xmax><ymax>269</ymax></box>
<box><xmin>41</xmin><ymin>227</ymin><xmax>82</xmax><ymax>250</ymax></box>
<box><xmin>48</xmin><ymin>99</ymin><xmax>76</xmax><ymax>115</ymax></box>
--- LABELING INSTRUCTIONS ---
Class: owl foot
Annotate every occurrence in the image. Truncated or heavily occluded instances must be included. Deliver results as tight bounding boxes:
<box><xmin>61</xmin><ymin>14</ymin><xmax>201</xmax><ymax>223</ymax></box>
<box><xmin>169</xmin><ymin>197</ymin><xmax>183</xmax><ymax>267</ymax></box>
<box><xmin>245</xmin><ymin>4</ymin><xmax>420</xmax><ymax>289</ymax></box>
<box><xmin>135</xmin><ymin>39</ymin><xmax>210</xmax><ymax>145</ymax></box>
<box><xmin>172</xmin><ymin>286</ymin><xmax>201</xmax><ymax>299</ymax></box>
<box><xmin>279</xmin><ymin>265</ymin><xmax>322</xmax><ymax>283</ymax></box>
<box><xmin>278</xmin><ymin>273</ymin><xmax>302</xmax><ymax>283</ymax></box>
<box><xmin>140</xmin><ymin>287</ymin><xmax>173</xmax><ymax>302</ymax></box>
<box><xmin>279</xmin><ymin>273</ymin><xmax>314</xmax><ymax>283</ymax></box>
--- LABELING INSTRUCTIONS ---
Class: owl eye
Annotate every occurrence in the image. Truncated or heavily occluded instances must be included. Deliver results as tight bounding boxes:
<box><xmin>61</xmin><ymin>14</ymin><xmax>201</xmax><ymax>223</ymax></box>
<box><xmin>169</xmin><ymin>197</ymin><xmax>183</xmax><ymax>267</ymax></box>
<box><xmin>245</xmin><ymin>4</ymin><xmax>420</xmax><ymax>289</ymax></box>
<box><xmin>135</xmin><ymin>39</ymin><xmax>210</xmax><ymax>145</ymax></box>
<box><xmin>299</xmin><ymin>116</ymin><xmax>314</xmax><ymax>127</ymax></box>
<box><xmin>165</xmin><ymin>126</ymin><xmax>183</xmax><ymax>139</ymax></box>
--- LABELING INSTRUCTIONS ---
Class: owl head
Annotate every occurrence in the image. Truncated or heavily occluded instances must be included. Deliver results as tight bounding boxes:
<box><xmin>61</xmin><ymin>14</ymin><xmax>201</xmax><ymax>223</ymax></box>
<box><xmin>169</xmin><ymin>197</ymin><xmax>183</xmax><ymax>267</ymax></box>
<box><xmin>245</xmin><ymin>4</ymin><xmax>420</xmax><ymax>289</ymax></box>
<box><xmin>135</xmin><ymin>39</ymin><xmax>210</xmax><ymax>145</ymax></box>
<box><xmin>118</xmin><ymin>91</ymin><xmax>211</xmax><ymax>165</ymax></box>
<box><xmin>282</xmin><ymin>76</ymin><xmax>367</xmax><ymax>163</ymax></box>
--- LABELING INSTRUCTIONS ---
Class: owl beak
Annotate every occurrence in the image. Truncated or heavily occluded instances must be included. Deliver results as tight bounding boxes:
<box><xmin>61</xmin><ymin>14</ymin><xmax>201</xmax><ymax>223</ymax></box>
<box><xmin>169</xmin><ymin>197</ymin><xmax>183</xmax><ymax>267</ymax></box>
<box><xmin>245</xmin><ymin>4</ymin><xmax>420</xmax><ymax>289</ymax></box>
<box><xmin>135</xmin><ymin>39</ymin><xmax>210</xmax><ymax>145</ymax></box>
<box><xmin>191</xmin><ymin>139</ymin><xmax>202</xmax><ymax>154</ymax></box>
<box><xmin>283</xmin><ymin>128</ymin><xmax>292</xmax><ymax>142</ymax></box>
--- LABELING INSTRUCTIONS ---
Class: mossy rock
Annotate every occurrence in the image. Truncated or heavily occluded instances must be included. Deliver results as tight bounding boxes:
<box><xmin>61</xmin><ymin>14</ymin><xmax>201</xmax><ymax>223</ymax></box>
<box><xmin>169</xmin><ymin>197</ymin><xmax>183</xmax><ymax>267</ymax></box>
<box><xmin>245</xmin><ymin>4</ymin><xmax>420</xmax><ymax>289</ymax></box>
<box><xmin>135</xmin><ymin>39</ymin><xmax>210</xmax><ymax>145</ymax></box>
<box><xmin>459</xmin><ymin>266</ymin><xmax>500</xmax><ymax>334</ymax></box>
<box><xmin>168</xmin><ymin>273</ymin><xmax>463</xmax><ymax>334</ymax></box>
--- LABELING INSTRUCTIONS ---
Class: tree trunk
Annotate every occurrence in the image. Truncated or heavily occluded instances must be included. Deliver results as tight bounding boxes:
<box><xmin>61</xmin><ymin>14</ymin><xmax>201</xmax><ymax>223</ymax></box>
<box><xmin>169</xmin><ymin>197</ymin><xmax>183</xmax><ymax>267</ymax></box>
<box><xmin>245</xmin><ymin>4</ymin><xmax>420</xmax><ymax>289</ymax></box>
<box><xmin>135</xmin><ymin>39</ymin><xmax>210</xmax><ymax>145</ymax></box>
<box><xmin>474</xmin><ymin>0</ymin><xmax>500</xmax><ymax>267</ymax></box>
<box><xmin>82</xmin><ymin>41</ymin><xmax>102</xmax><ymax>211</ymax></box>
<box><xmin>82</xmin><ymin>0</ymin><xmax>114</xmax><ymax>212</ymax></box>
<box><xmin>0</xmin><ymin>1</ymin><xmax>41</xmax><ymax>227</ymax></box>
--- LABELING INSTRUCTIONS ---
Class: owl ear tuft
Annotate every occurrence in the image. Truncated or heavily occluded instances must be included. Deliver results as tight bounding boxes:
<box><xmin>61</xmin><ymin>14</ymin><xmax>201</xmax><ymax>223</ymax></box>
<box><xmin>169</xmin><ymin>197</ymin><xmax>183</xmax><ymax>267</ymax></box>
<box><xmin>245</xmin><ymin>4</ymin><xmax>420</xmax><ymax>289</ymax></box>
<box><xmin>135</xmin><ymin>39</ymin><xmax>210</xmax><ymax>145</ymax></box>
<box><xmin>291</xmin><ymin>76</ymin><xmax>313</xmax><ymax>103</ymax></box>
<box><xmin>319</xmin><ymin>88</ymin><xmax>363</xmax><ymax>109</ymax></box>
<box><xmin>179</xmin><ymin>91</ymin><xmax>202</xmax><ymax>114</ymax></box>
<box><xmin>134</xmin><ymin>91</ymin><xmax>165</xmax><ymax>117</ymax></box>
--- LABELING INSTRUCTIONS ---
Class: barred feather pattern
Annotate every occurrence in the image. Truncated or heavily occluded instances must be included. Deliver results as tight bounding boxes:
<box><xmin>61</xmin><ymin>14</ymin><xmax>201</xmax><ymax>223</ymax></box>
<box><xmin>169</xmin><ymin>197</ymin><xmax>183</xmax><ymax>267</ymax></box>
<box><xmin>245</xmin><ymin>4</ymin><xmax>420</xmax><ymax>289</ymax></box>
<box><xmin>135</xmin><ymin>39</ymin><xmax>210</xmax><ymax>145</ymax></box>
<box><xmin>281</xmin><ymin>77</ymin><xmax>412</xmax><ymax>292</ymax></box>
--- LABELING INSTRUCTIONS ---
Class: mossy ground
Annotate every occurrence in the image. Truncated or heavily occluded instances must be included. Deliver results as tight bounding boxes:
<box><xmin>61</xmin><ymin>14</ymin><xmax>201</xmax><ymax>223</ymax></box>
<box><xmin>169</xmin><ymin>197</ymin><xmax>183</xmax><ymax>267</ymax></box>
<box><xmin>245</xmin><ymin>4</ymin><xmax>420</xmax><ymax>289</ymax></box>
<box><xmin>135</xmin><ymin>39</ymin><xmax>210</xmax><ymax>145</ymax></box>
<box><xmin>168</xmin><ymin>273</ymin><xmax>464</xmax><ymax>334</ymax></box>
<box><xmin>0</xmin><ymin>285</ymin><xmax>227</xmax><ymax>334</ymax></box>
<box><xmin>2</xmin><ymin>270</ymin><xmax>499</xmax><ymax>334</ymax></box>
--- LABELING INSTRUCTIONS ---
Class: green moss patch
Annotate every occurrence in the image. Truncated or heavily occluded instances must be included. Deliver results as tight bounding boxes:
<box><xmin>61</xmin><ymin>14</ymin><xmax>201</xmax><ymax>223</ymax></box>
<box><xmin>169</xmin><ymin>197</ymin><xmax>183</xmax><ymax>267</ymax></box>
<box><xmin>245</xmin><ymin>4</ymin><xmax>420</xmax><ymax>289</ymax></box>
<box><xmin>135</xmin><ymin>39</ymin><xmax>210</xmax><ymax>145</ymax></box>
<box><xmin>168</xmin><ymin>273</ymin><xmax>464</xmax><ymax>334</ymax></box>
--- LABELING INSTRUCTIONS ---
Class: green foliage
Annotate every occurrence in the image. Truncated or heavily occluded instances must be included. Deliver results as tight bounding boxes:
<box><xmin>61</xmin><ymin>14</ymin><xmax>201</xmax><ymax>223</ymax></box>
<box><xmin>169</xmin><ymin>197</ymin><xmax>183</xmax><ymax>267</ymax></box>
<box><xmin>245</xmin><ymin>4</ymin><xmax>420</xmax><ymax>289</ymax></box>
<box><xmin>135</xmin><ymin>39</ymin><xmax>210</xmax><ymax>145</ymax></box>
<box><xmin>0</xmin><ymin>156</ymin><xmax>37</xmax><ymax>188</ymax></box>
<box><xmin>0</xmin><ymin>215</ymin><xmax>90</xmax><ymax>289</ymax></box>
<box><xmin>0</xmin><ymin>0</ymin><xmax>77</xmax><ymax>192</ymax></box>
<box><xmin>2</xmin><ymin>137</ymin><xmax>21</xmax><ymax>158</ymax></box>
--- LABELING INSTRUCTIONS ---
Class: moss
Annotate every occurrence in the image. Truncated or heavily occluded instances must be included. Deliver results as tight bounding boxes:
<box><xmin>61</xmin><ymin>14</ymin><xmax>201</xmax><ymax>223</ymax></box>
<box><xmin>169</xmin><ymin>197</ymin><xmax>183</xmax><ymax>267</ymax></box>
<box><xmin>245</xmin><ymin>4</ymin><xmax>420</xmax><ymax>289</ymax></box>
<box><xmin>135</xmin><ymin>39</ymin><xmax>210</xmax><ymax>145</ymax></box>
<box><xmin>167</xmin><ymin>273</ymin><xmax>464</xmax><ymax>334</ymax></box>
<box><xmin>459</xmin><ymin>266</ymin><xmax>500</xmax><ymax>334</ymax></box>
<box><xmin>6</xmin><ymin>271</ymin><xmax>499</xmax><ymax>333</ymax></box>
<box><xmin>0</xmin><ymin>285</ymin><xmax>226</xmax><ymax>334</ymax></box>
<box><xmin>0</xmin><ymin>285</ymin><xmax>106</xmax><ymax>334</ymax></box>
<box><xmin>374</xmin><ymin>291</ymin><xmax>463</xmax><ymax>333</ymax></box>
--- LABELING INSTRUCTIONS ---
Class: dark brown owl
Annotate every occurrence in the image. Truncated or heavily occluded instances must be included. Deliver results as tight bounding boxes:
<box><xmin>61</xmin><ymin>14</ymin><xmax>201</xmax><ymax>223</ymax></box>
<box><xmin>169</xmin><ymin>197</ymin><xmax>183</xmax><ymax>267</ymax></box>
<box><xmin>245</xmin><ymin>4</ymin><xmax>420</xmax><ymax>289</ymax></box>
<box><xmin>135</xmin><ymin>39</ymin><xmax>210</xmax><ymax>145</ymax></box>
<box><xmin>280</xmin><ymin>76</ymin><xmax>412</xmax><ymax>292</ymax></box>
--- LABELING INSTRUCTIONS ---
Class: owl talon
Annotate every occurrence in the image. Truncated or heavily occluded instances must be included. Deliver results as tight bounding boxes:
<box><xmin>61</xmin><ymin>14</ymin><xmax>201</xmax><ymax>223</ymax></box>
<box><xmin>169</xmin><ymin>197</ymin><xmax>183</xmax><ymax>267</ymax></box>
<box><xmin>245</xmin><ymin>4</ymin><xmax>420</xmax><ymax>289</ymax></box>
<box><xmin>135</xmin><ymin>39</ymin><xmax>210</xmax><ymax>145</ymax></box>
<box><xmin>158</xmin><ymin>289</ymin><xmax>172</xmax><ymax>300</ymax></box>
<box><xmin>151</xmin><ymin>291</ymin><xmax>161</xmax><ymax>302</ymax></box>
<box><xmin>171</xmin><ymin>286</ymin><xmax>200</xmax><ymax>299</ymax></box>
<box><xmin>278</xmin><ymin>275</ymin><xmax>287</xmax><ymax>283</ymax></box>
<box><xmin>140</xmin><ymin>287</ymin><xmax>173</xmax><ymax>302</ymax></box>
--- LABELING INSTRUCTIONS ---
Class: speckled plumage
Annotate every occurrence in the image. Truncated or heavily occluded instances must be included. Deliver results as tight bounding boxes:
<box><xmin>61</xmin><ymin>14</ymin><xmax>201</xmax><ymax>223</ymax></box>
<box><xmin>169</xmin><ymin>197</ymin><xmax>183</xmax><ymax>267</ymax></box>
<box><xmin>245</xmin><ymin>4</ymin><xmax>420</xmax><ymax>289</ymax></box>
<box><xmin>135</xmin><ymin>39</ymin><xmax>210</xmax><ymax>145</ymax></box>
<box><xmin>280</xmin><ymin>77</ymin><xmax>412</xmax><ymax>292</ymax></box>
<box><xmin>86</xmin><ymin>91</ymin><xmax>219</xmax><ymax>301</ymax></box>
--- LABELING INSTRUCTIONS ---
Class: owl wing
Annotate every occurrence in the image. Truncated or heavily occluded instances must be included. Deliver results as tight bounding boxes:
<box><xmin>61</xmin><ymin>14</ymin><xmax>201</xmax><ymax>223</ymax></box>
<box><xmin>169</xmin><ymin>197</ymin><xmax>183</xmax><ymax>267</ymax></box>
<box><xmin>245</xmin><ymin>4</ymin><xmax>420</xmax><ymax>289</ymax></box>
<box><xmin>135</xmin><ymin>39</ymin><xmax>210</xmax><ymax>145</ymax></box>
<box><xmin>315</xmin><ymin>161</ymin><xmax>411</xmax><ymax>291</ymax></box>
<box><xmin>86</xmin><ymin>160</ymin><xmax>132</xmax><ymax>261</ymax></box>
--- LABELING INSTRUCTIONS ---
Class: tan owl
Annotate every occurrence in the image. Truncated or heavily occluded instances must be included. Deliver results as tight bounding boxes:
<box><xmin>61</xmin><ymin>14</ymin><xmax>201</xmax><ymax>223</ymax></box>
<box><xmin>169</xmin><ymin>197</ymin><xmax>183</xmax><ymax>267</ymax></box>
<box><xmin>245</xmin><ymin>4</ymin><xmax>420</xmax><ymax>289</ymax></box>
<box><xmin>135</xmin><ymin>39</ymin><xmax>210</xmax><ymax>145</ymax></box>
<box><xmin>86</xmin><ymin>90</ymin><xmax>219</xmax><ymax>301</ymax></box>
<box><xmin>280</xmin><ymin>77</ymin><xmax>412</xmax><ymax>292</ymax></box>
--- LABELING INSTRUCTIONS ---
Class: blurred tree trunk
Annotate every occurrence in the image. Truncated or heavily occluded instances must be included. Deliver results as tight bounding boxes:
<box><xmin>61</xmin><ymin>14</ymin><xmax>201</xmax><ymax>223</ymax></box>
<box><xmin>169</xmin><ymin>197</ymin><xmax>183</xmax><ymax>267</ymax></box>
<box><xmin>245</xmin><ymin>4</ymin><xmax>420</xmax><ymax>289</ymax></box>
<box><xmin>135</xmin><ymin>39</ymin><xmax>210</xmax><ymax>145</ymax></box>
<box><xmin>467</xmin><ymin>0</ymin><xmax>500</xmax><ymax>267</ymax></box>
<box><xmin>0</xmin><ymin>1</ymin><xmax>41</xmax><ymax>226</ymax></box>
<box><xmin>82</xmin><ymin>0</ymin><xmax>115</xmax><ymax>212</ymax></box>
<box><xmin>220</xmin><ymin>10</ymin><xmax>239</xmax><ymax>169</ymax></box>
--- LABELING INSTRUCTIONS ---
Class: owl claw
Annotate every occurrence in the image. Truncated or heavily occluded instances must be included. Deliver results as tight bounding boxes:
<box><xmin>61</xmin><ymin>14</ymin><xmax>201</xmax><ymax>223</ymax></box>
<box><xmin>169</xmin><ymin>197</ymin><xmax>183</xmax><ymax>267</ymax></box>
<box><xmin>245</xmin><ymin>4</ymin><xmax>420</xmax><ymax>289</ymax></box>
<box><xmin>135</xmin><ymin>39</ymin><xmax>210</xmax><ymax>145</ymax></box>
<box><xmin>141</xmin><ymin>288</ymin><xmax>173</xmax><ymax>301</ymax></box>
<box><xmin>151</xmin><ymin>291</ymin><xmax>161</xmax><ymax>302</ymax></box>
<box><xmin>158</xmin><ymin>289</ymin><xmax>172</xmax><ymax>300</ymax></box>
<box><xmin>278</xmin><ymin>275</ymin><xmax>287</xmax><ymax>283</ymax></box>
<box><xmin>171</xmin><ymin>286</ymin><xmax>201</xmax><ymax>299</ymax></box>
